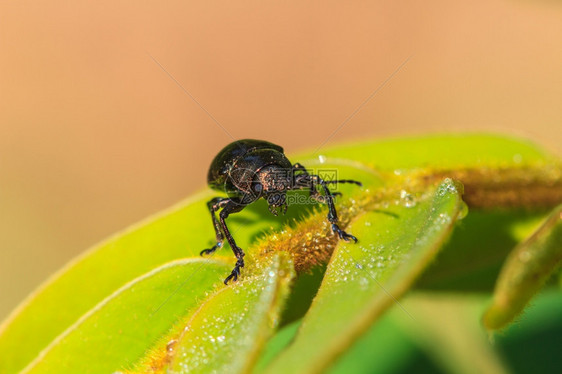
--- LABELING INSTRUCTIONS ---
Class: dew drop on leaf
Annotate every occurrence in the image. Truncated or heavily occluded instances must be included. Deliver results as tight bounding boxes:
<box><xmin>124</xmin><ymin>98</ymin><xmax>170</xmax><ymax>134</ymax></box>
<box><xmin>457</xmin><ymin>201</ymin><xmax>469</xmax><ymax>220</ymax></box>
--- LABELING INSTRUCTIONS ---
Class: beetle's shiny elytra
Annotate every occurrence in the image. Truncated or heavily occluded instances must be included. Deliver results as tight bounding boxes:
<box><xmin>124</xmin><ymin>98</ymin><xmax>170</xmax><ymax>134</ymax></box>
<box><xmin>201</xmin><ymin>139</ymin><xmax>362</xmax><ymax>284</ymax></box>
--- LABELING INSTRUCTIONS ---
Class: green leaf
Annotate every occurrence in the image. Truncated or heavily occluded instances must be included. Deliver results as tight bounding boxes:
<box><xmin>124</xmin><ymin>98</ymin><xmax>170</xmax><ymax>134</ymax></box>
<box><xmin>0</xmin><ymin>158</ymin><xmax>378</xmax><ymax>374</ymax></box>
<box><xmin>0</xmin><ymin>192</ymin><xmax>223</xmax><ymax>373</ymax></box>
<box><xmin>167</xmin><ymin>253</ymin><xmax>294</xmax><ymax>373</ymax></box>
<box><xmin>262</xmin><ymin>178</ymin><xmax>464</xmax><ymax>374</ymax></box>
<box><xmin>313</xmin><ymin>133</ymin><xmax>551</xmax><ymax>170</ymax></box>
<box><xmin>483</xmin><ymin>204</ymin><xmax>562</xmax><ymax>330</ymax></box>
<box><xmin>1</xmin><ymin>134</ymin><xmax>560</xmax><ymax>373</ymax></box>
<box><xmin>20</xmin><ymin>258</ymin><xmax>231</xmax><ymax>373</ymax></box>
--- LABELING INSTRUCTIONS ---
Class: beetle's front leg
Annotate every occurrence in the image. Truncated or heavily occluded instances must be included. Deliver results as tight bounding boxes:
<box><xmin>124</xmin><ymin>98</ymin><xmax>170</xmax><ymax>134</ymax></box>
<box><xmin>200</xmin><ymin>197</ymin><xmax>229</xmax><ymax>256</ymax></box>
<box><xmin>310</xmin><ymin>175</ymin><xmax>358</xmax><ymax>243</ymax></box>
<box><xmin>218</xmin><ymin>199</ymin><xmax>247</xmax><ymax>284</ymax></box>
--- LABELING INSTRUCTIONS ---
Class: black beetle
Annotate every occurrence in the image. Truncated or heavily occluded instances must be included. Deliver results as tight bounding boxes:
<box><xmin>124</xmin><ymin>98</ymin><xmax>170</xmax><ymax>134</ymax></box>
<box><xmin>201</xmin><ymin>139</ymin><xmax>362</xmax><ymax>284</ymax></box>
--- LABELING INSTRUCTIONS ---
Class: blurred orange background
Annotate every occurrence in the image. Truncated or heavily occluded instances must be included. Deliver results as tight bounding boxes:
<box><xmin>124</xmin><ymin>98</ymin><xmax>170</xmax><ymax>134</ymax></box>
<box><xmin>1</xmin><ymin>1</ymin><xmax>561</xmax><ymax>320</ymax></box>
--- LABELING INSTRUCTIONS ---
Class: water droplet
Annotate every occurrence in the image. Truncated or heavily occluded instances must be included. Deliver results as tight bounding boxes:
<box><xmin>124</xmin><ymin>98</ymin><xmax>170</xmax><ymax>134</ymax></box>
<box><xmin>318</xmin><ymin>155</ymin><xmax>327</xmax><ymax>164</ymax></box>
<box><xmin>457</xmin><ymin>201</ymin><xmax>469</xmax><ymax>220</ymax></box>
<box><xmin>167</xmin><ymin>339</ymin><xmax>177</xmax><ymax>352</ymax></box>
<box><xmin>437</xmin><ymin>178</ymin><xmax>459</xmax><ymax>196</ymax></box>
<box><xmin>399</xmin><ymin>190</ymin><xmax>416</xmax><ymax>208</ymax></box>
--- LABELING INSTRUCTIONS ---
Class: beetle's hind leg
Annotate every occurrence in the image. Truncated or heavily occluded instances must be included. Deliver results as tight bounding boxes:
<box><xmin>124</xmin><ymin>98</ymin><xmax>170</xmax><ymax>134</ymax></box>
<box><xmin>316</xmin><ymin>176</ymin><xmax>359</xmax><ymax>242</ymax></box>
<box><xmin>200</xmin><ymin>197</ymin><xmax>229</xmax><ymax>256</ymax></box>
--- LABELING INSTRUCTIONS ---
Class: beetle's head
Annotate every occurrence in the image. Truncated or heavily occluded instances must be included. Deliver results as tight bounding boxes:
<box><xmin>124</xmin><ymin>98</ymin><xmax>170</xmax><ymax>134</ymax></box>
<box><xmin>254</xmin><ymin>165</ymin><xmax>290</xmax><ymax>216</ymax></box>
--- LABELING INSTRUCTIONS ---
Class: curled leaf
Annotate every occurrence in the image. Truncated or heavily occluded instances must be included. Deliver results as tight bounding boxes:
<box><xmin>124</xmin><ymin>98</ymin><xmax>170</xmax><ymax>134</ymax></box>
<box><xmin>483</xmin><ymin>204</ymin><xmax>562</xmax><ymax>330</ymax></box>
